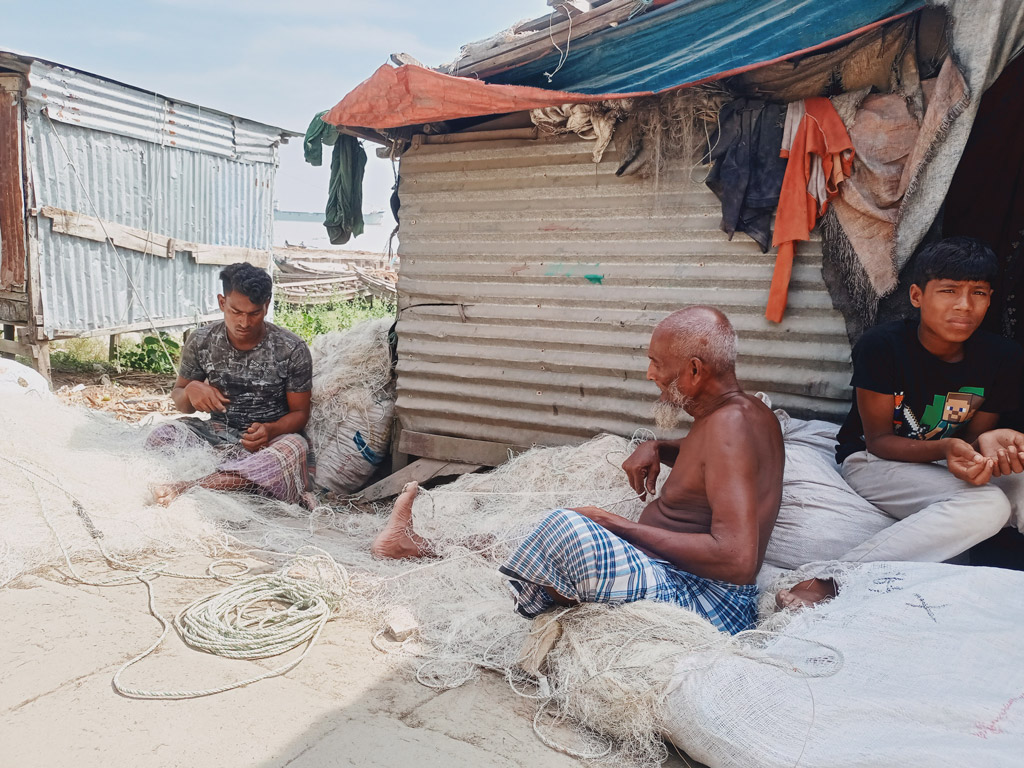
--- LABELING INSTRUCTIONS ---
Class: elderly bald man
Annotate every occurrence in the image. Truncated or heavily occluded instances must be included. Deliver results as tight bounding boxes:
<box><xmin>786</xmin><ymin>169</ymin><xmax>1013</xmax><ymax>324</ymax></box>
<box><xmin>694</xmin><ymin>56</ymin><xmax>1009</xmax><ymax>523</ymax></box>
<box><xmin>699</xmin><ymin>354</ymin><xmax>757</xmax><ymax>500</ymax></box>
<box><xmin>373</xmin><ymin>307</ymin><xmax>784</xmax><ymax>634</ymax></box>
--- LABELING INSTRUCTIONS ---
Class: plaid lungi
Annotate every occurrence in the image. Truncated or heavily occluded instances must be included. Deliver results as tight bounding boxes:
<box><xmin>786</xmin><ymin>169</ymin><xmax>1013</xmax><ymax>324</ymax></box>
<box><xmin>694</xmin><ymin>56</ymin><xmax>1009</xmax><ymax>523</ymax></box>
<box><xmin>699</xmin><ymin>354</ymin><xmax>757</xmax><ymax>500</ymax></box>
<box><xmin>146</xmin><ymin>418</ymin><xmax>316</xmax><ymax>509</ymax></box>
<box><xmin>499</xmin><ymin>509</ymin><xmax>758</xmax><ymax>635</ymax></box>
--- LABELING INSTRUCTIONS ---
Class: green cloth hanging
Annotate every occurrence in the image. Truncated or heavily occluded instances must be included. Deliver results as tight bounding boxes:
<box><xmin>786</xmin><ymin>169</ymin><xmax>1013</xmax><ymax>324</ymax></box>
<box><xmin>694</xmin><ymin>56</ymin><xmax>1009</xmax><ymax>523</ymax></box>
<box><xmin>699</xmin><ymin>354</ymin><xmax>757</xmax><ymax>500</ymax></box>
<box><xmin>303</xmin><ymin>111</ymin><xmax>366</xmax><ymax>245</ymax></box>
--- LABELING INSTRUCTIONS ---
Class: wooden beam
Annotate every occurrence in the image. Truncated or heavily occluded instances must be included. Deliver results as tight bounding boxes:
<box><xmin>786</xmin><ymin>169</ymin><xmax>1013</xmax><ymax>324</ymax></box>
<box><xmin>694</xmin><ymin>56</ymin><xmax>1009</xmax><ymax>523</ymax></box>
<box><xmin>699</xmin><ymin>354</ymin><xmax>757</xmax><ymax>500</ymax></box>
<box><xmin>40</xmin><ymin>205</ymin><xmax>177</xmax><ymax>259</ymax></box>
<box><xmin>0</xmin><ymin>79</ymin><xmax>27</xmax><ymax>292</ymax></box>
<box><xmin>38</xmin><ymin>206</ymin><xmax>272</xmax><ymax>269</ymax></box>
<box><xmin>357</xmin><ymin>458</ymin><xmax>482</xmax><ymax>502</ymax></box>
<box><xmin>0</xmin><ymin>295</ymin><xmax>27</xmax><ymax>324</ymax></box>
<box><xmin>398</xmin><ymin>430</ymin><xmax>529</xmax><ymax>467</ymax></box>
<box><xmin>0</xmin><ymin>337</ymin><xmax>31</xmax><ymax>357</ymax></box>
<box><xmin>191</xmin><ymin>243</ymin><xmax>273</xmax><ymax>268</ymax></box>
<box><xmin>53</xmin><ymin>311</ymin><xmax>221</xmax><ymax>339</ymax></box>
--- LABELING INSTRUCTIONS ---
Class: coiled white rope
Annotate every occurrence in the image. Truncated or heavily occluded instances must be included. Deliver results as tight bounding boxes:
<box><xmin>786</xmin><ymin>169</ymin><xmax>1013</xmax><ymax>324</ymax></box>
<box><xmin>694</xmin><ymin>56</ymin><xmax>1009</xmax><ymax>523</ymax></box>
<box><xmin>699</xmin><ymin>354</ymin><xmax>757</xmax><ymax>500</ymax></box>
<box><xmin>4</xmin><ymin>454</ymin><xmax>348</xmax><ymax>699</ymax></box>
<box><xmin>114</xmin><ymin>550</ymin><xmax>349</xmax><ymax>700</ymax></box>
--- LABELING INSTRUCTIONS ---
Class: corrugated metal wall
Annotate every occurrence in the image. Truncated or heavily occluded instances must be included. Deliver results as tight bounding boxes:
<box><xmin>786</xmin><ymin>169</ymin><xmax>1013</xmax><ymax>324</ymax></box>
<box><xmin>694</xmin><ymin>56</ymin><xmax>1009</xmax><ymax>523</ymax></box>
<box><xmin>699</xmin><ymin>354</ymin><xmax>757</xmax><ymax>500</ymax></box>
<box><xmin>26</xmin><ymin>61</ymin><xmax>282</xmax><ymax>163</ymax></box>
<box><xmin>395</xmin><ymin>135</ymin><xmax>853</xmax><ymax>447</ymax></box>
<box><xmin>21</xmin><ymin>62</ymin><xmax>281</xmax><ymax>337</ymax></box>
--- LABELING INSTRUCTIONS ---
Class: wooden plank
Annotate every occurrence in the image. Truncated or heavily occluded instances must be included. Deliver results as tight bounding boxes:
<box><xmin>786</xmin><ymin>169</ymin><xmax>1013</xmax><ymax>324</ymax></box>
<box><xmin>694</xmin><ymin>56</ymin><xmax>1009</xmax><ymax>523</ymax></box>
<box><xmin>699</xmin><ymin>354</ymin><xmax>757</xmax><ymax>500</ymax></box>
<box><xmin>52</xmin><ymin>311</ymin><xmax>221</xmax><ymax>339</ymax></box>
<box><xmin>191</xmin><ymin>243</ymin><xmax>273</xmax><ymax>268</ymax></box>
<box><xmin>38</xmin><ymin>206</ymin><xmax>271</xmax><ymax>268</ymax></box>
<box><xmin>0</xmin><ymin>337</ymin><xmax>31</xmax><ymax>357</ymax></box>
<box><xmin>398</xmin><ymin>429</ymin><xmax>529</xmax><ymax>467</ymax></box>
<box><xmin>357</xmin><ymin>458</ymin><xmax>482</xmax><ymax>502</ymax></box>
<box><xmin>0</xmin><ymin>78</ymin><xmax>27</xmax><ymax>291</ymax></box>
<box><xmin>0</xmin><ymin>295</ymin><xmax>27</xmax><ymax>323</ymax></box>
<box><xmin>40</xmin><ymin>205</ymin><xmax>177</xmax><ymax>259</ymax></box>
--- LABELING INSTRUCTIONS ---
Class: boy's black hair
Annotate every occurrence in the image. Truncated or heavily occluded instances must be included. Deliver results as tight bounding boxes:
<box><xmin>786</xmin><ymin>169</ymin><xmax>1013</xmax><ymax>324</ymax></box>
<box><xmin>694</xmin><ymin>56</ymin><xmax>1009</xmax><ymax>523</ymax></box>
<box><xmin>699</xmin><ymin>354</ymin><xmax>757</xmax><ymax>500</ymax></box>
<box><xmin>220</xmin><ymin>262</ymin><xmax>273</xmax><ymax>305</ymax></box>
<box><xmin>911</xmin><ymin>237</ymin><xmax>999</xmax><ymax>288</ymax></box>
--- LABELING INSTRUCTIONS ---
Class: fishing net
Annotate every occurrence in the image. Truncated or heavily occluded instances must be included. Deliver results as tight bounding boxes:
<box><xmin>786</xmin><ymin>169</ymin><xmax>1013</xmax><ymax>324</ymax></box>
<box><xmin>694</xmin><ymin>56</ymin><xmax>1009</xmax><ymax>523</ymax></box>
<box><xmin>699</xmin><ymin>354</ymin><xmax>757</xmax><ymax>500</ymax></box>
<box><xmin>3</xmin><ymin>365</ymin><xmax>905</xmax><ymax>767</ymax></box>
<box><xmin>307</xmin><ymin>318</ymin><xmax>395</xmax><ymax>494</ymax></box>
<box><xmin>0</xmin><ymin>393</ymin><xmax>237</xmax><ymax>587</ymax></box>
<box><xmin>3</xmin><ymin>385</ymin><xmax>704</xmax><ymax>763</ymax></box>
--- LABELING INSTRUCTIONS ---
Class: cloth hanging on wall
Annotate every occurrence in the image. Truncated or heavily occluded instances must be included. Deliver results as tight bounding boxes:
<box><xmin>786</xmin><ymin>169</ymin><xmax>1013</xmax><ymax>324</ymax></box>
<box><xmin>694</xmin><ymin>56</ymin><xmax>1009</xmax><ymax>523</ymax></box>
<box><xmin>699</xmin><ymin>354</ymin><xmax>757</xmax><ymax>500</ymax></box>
<box><xmin>303</xmin><ymin>111</ymin><xmax>367</xmax><ymax>245</ymax></box>
<box><xmin>704</xmin><ymin>99</ymin><xmax>788</xmax><ymax>253</ymax></box>
<box><xmin>768</xmin><ymin>97</ymin><xmax>854</xmax><ymax>323</ymax></box>
<box><xmin>943</xmin><ymin>51</ymin><xmax>1024</xmax><ymax>340</ymax></box>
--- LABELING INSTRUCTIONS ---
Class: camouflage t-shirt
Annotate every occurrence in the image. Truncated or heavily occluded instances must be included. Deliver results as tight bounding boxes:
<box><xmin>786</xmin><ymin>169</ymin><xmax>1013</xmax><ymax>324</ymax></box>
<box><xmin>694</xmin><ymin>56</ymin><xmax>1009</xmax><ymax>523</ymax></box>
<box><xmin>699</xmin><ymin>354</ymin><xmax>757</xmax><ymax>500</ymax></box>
<box><xmin>178</xmin><ymin>321</ymin><xmax>313</xmax><ymax>432</ymax></box>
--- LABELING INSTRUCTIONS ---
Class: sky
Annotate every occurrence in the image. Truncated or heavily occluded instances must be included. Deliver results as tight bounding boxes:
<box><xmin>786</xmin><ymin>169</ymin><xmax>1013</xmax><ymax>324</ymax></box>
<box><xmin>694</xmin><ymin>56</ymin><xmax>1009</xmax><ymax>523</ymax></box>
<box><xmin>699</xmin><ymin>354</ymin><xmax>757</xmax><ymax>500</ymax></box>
<box><xmin>0</xmin><ymin>0</ymin><xmax>551</xmax><ymax>223</ymax></box>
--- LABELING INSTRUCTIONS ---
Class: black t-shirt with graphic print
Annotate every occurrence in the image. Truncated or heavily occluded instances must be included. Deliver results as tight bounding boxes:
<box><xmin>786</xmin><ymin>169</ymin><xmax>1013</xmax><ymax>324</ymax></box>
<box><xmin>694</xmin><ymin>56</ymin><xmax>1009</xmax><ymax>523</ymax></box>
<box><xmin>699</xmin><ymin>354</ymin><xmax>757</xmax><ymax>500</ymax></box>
<box><xmin>835</xmin><ymin>318</ymin><xmax>1024</xmax><ymax>463</ymax></box>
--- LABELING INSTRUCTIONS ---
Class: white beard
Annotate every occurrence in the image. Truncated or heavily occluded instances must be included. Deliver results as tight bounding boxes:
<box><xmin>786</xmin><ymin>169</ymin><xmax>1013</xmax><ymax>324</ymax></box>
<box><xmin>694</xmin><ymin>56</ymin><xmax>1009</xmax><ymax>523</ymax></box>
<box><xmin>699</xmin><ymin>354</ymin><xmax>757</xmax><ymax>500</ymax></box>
<box><xmin>652</xmin><ymin>382</ymin><xmax>690</xmax><ymax>430</ymax></box>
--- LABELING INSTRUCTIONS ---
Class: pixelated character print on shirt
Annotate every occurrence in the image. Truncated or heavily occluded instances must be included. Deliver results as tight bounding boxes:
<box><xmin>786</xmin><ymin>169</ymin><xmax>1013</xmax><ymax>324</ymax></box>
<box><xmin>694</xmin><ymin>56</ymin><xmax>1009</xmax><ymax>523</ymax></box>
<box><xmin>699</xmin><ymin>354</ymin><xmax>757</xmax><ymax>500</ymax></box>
<box><xmin>896</xmin><ymin>387</ymin><xmax>985</xmax><ymax>440</ymax></box>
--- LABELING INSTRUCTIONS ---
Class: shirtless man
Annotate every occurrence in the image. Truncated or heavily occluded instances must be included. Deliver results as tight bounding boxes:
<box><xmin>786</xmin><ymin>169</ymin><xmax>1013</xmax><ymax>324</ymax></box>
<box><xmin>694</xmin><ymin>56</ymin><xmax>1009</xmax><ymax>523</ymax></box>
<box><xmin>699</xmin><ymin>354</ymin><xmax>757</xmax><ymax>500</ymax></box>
<box><xmin>373</xmin><ymin>307</ymin><xmax>784</xmax><ymax>635</ymax></box>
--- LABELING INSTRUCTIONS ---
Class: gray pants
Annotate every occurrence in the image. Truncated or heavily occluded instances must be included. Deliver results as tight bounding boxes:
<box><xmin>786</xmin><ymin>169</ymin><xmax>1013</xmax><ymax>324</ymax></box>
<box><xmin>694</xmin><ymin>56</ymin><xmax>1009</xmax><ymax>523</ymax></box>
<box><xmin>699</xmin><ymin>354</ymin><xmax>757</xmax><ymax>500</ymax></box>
<box><xmin>840</xmin><ymin>451</ymin><xmax>1021</xmax><ymax>562</ymax></box>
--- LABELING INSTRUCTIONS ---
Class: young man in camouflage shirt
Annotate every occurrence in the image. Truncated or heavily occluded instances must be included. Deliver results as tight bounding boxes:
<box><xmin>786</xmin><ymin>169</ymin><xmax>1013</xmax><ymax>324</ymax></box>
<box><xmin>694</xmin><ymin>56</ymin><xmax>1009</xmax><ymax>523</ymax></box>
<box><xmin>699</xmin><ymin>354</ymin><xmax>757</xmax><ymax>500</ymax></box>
<box><xmin>147</xmin><ymin>262</ymin><xmax>315</xmax><ymax>507</ymax></box>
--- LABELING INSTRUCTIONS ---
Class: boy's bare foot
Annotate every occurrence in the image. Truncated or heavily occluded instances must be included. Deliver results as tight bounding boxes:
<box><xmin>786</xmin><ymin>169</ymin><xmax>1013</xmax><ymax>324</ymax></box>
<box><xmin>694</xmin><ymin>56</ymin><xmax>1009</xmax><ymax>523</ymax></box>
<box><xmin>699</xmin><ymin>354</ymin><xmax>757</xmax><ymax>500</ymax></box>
<box><xmin>775</xmin><ymin>577</ymin><xmax>837</xmax><ymax>610</ymax></box>
<box><xmin>371</xmin><ymin>482</ymin><xmax>433</xmax><ymax>559</ymax></box>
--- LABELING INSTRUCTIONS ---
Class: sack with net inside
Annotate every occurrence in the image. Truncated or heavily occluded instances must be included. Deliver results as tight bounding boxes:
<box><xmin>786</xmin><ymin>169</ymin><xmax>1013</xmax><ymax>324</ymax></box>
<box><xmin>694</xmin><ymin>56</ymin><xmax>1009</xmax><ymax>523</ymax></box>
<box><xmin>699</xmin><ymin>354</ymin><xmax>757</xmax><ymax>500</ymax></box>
<box><xmin>664</xmin><ymin>561</ymin><xmax>1024</xmax><ymax>767</ymax></box>
<box><xmin>307</xmin><ymin>318</ymin><xmax>395</xmax><ymax>495</ymax></box>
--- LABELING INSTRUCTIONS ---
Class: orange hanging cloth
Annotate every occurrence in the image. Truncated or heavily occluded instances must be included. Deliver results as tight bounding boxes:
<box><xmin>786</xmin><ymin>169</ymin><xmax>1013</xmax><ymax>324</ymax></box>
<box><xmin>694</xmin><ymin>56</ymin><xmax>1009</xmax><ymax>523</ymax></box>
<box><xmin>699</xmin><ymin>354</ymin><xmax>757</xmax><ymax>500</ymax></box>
<box><xmin>767</xmin><ymin>98</ymin><xmax>854</xmax><ymax>323</ymax></box>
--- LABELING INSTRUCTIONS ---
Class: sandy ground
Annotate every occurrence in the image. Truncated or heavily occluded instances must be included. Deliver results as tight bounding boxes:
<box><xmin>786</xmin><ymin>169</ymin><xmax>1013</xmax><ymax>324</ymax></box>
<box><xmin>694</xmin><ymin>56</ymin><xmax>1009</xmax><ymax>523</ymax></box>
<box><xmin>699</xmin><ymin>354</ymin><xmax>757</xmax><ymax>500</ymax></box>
<box><xmin>0</xmin><ymin>553</ymin><xmax>696</xmax><ymax>767</ymax></box>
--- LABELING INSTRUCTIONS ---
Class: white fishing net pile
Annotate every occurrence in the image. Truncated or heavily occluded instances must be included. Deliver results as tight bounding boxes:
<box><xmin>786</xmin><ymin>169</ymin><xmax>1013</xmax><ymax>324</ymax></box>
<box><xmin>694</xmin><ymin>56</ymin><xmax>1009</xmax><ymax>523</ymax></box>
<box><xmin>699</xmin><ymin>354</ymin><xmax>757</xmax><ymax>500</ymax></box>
<box><xmin>13</xmin><ymin>363</ymin><xmax>838</xmax><ymax>768</ymax></box>
<box><xmin>3</xmin><ymin>389</ymin><xmax>710</xmax><ymax>764</ymax></box>
<box><xmin>0</xmin><ymin>393</ymin><xmax>239</xmax><ymax>587</ymax></box>
<box><xmin>307</xmin><ymin>318</ymin><xmax>395</xmax><ymax>494</ymax></box>
<box><xmin>268</xmin><ymin>434</ymin><xmax>641</xmax><ymax>676</ymax></box>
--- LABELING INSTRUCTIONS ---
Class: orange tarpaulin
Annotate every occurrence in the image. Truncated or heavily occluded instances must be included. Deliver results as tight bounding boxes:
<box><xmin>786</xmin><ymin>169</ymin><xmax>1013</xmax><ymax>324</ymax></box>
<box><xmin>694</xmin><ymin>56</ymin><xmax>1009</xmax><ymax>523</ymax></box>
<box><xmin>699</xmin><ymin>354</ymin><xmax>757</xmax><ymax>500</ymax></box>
<box><xmin>321</xmin><ymin>64</ymin><xmax>648</xmax><ymax>131</ymax></box>
<box><xmin>767</xmin><ymin>97</ymin><xmax>854</xmax><ymax>323</ymax></box>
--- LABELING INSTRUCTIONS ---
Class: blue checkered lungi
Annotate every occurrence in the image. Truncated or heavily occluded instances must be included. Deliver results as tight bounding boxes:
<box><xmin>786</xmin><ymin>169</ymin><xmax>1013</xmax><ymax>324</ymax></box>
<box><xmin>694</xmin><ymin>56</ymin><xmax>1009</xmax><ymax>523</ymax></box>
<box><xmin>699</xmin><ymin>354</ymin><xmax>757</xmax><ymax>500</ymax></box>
<box><xmin>499</xmin><ymin>509</ymin><xmax>758</xmax><ymax>635</ymax></box>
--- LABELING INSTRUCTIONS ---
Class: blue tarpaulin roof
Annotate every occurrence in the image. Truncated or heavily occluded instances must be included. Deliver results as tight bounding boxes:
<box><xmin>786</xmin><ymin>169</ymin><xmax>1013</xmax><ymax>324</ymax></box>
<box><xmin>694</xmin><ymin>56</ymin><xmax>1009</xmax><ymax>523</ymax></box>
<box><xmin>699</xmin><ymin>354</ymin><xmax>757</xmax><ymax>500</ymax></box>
<box><xmin>326</xmin><ymin>0</ymin><xmax>928</xmax><ymax>131</ymax></box>
<box><xmin>486</xmin><ymin>0</ymin><xmax>924</xmax><ymax>94</ymax></box>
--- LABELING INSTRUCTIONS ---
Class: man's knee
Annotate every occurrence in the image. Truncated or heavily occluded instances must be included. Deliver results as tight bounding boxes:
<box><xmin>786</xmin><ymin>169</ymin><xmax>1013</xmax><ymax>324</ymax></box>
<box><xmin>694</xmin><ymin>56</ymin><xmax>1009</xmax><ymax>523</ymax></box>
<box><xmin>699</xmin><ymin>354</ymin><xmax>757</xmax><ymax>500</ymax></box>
<box><xmin>526</xmin><ymin>509</ymin><xmax>588</xmax><ymax>560</ymax></box>
<box><xmin>269</xmin><ymin>433</ymin><xmax>309</xmax><ymax>451</ymax></box>
<box><xmin>145</xmin><ymin>423</ymin><xmax>181</xmax><ymax>449</ymax></box>
<box><xmin>957</xmin><ymin>484</ymin><xmax>1013</xmax><ymax>534</ymax></box>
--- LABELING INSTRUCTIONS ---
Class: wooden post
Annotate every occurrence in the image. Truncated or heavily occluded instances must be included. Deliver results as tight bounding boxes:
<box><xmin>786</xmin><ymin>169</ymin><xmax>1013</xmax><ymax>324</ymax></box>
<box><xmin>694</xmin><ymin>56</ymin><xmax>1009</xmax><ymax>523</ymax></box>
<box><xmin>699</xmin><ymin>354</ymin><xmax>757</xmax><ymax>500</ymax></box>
<box><xmin>33</xmin><ymin>339</ymin><xmax>50</xmax><ymax>381</ymax></box>
<box><xmin>108</xmin><ymin>333</ymin><xmax>120</xmax><ymax>361</ymax></box>
<box><xmin>390</xmin><ymin>419</ymin><xmax>409</xmax><ymax>472</ymax></box>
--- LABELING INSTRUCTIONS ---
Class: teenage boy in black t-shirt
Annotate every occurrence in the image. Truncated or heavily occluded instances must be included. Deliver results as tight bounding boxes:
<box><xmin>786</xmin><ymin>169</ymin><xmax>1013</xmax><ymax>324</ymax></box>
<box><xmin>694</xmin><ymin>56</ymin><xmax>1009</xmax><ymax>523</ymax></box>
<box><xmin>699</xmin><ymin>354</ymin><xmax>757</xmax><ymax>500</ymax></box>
<box><xmin>779</xmin><ymin>237</ymin><xmax>1024</xmax><ymax>608</ymax></box>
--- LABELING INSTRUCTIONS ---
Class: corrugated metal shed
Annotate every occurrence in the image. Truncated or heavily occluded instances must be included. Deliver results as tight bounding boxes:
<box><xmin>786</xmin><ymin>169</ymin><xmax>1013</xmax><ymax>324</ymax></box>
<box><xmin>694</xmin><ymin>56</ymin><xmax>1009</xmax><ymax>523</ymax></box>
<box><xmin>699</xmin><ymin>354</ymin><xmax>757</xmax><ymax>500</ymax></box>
<box><xmin>395</xmin><ymin>134</ymin><xmax>852</xmax><ymax>447</ymax></box>
<box><xmin>0</xmin><ymin>52</ymin><xmax>295</xmax><ymax>343</ymax></box>
<box><xmin>27</xmin><ymin>116</ymin><xmax>276</xmax><ymax>336</ymax></box>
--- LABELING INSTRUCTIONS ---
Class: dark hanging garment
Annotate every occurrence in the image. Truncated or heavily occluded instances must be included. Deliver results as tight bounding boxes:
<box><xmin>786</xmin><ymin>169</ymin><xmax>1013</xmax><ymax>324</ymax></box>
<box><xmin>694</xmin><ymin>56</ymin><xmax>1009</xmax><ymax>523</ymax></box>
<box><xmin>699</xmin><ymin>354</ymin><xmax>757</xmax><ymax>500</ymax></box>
<box><xmin>705</xmin><ymin>99</ymin><xmax>788</xmax><ymax>253</ymax></box>
<box><xmin>303</xmin><ymin>111</ymin><xmax>367</xmax><ymax>245</ymax></box>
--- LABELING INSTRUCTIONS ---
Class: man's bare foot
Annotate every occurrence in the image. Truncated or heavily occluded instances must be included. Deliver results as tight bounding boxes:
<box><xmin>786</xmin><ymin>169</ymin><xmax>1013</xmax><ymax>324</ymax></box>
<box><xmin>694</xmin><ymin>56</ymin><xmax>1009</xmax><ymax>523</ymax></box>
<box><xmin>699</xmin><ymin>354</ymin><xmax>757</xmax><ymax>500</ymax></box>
<box><xmin>371</xmin><ymin>482</ymin><xmax>433</xmax><ymax>559</ymax></box>
<box><xmin>775</xmin><ymin>577</ymin><xmax>837</xmax><ymax>610</ymax></box>
<box><xmin>151</xmin><ymin>482</ymin><xmax>187</xmax><ymax>507</ymax></box>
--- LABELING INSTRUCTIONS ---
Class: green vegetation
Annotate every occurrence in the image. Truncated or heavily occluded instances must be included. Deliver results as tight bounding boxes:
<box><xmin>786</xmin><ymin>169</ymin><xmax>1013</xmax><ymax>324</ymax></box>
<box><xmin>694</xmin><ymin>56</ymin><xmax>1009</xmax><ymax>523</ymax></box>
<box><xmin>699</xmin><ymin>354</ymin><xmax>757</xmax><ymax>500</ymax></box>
<box><xmin>273</xmin><ymin>298</ymin><xmax>396</xmax><ymax>344</ymax></box>
<box><xmin>50</xmin><ymin>333</ymin><xmax>181</xmax><ymax>375</ymax></box>
<box><xmin>116</xmin><ymin>333</ymin><xmax>181</xmax><ymax>374</ymax></box>
<box><xmin>50</xmin><ymin>337</ymin><xmax>112</xmax><ymax>374</ymax></box>
<box><xmin>49</xmin><ymin>349</ymin><xmax>108</xmax><ymax>373</ymax></box>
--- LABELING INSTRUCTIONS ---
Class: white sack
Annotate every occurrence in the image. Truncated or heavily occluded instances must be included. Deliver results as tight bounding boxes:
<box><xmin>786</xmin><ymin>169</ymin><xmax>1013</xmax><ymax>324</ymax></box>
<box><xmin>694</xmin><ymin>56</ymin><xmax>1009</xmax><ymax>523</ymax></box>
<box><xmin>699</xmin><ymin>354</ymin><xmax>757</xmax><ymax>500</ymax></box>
<box><xmin>666</xmin><ymin>561</ymin><xmax>1024</xmax><ymax>767</ymax></box>
<box><xmin>765</xmin><ymin>411</ymin><xmax>893</xmax><ymax>569</ymax></box>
